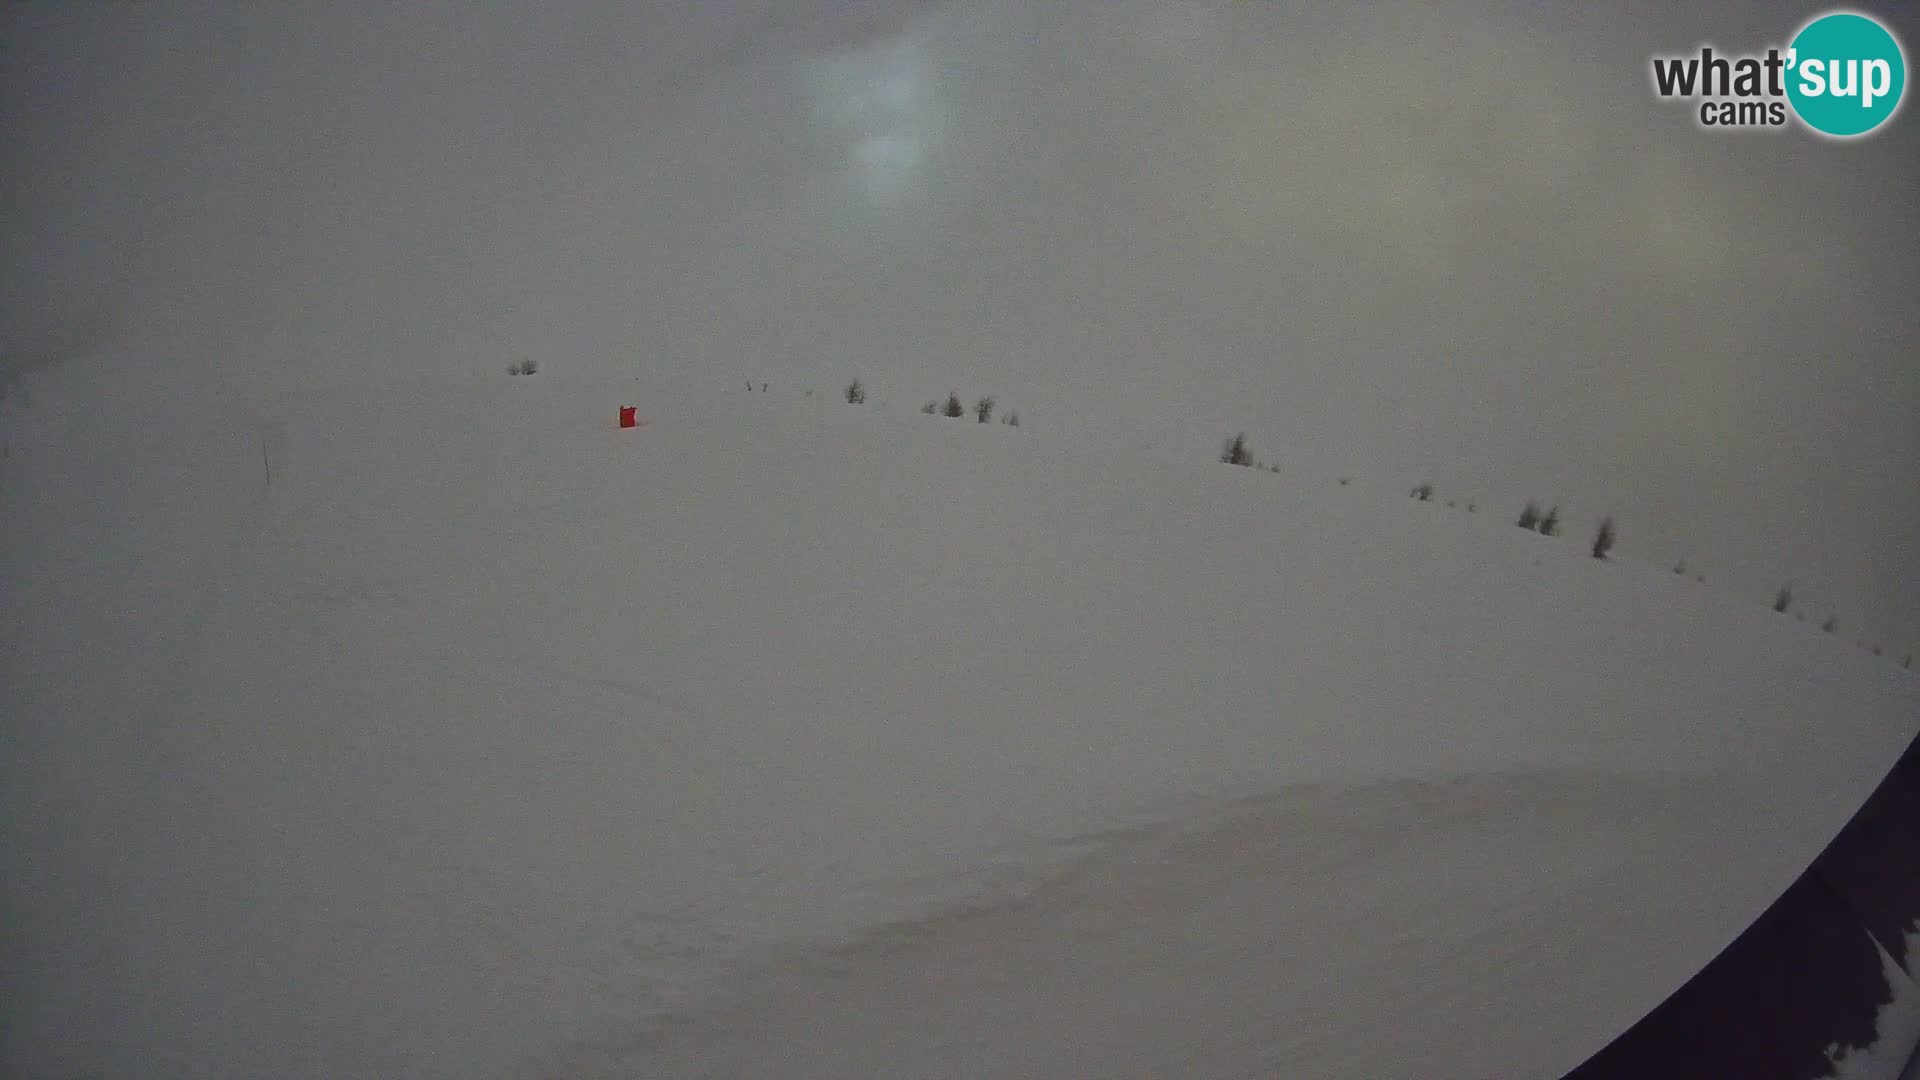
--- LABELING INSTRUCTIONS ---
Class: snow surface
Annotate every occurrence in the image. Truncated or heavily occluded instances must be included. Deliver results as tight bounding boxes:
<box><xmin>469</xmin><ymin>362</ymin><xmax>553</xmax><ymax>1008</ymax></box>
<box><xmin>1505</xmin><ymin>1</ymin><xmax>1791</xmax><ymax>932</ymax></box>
<box><xmin>1827</xmin><ymin>924</ymin><xmax>1920</xmax><ymax>1080</ymax></box>
<box><xmin>2</xmin><ymin>377</ymin><xmax>1916</xmax><ymax>1078</ymax></box>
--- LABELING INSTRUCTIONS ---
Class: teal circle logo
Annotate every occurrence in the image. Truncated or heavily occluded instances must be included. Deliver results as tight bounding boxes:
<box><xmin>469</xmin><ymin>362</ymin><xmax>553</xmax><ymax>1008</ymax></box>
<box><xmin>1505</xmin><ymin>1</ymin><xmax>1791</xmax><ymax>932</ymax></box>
<box><xmin>1787</xmin><ymin>12</ymin><xmax>1906</xmax><ymax>137</ymax></box>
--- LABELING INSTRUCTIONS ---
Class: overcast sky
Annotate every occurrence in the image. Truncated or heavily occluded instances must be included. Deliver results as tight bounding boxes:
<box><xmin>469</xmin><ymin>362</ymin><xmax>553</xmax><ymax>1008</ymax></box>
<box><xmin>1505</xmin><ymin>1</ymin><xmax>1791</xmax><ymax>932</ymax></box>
<box><xmin>4</xmin><ymin>0</ymin><xmax>1916</xmax><ymax>649</ymax></box>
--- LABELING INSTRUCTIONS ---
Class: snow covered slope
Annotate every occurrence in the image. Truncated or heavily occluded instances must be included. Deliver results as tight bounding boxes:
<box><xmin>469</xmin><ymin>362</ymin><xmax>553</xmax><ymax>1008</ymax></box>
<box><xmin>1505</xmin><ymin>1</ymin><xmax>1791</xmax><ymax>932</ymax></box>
<box><xmin>2</xmin><ymin>377</ymin><xmax>1914</xmax><ymax>1078</ymax></box>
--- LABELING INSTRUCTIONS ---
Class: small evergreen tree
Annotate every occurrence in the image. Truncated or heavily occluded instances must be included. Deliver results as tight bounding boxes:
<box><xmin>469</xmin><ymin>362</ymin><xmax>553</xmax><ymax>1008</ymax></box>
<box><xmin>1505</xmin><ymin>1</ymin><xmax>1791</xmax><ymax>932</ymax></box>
<box><xmin>1410</xmin><ymin>482</ymin><xmax>1434</xmax><ymax>501</ymax></box>
<box><xmin>975</xmin><ymin>396</ymin><xmax>994</xmax><ymax>423</ymax></box>
<box><xmin>1823</xmin><ymin>616</ymin><xmax>1838</xmax><ymax>634</ymax></box>
<box><xmin>1221</xmin><ymin>433</ymin><xmax>1252</xmax><ymax>467</ymax></box>
<box><xmin>1773</xmin><ymin>585</ymin><xmax>1792</xmax><ymax>614</ymax></box>
<box><xmin>1517</xmin><ymin>500</ymin><xmax>1541</xmax><ymax>530</ymax></box>
<box><xmin>1591</xmin><ymin>516</ymin><xmax>1615</xmax><ymax>559</ymax></box>
<box><xmin>944</xmin><ymin>392</ymin><xmax>965</xmax><ymax>418</ymax></box>
<box><xmin>1539</xmin><ymin>506</ymin><xmax>1561</xmax><ymax>537</ymax></box>
<box><xmin>845</xmin><ymin>379</ymin><xmax>865</xmax><ymax>404</ymax></box>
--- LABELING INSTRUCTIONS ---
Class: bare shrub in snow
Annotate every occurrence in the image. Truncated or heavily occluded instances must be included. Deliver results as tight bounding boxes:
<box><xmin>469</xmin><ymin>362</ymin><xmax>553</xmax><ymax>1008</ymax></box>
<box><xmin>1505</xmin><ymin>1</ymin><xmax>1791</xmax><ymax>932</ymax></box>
<box><xmin>1410</xmin><ymin>482</ymin><xmax>1434</xmax><ymax>501</ymax></box>
<box><xmin>975</xmin><ymin>396</ymin><xmax>995</xmax><ymax>423</ymax></box>
<box><xmin>846</xmin><ymin>379</ymin><xmax>865</xmax><ymax>404</ymax></box>
<box><xmin>1517</xmin><ymin>500</ymin><xmax>1541</xmax><ymax>530</ymax></box>
<box><xmin>922</xmin><ymin>400</ymin><xmax>938</xmax><ymax>414</ymax></box>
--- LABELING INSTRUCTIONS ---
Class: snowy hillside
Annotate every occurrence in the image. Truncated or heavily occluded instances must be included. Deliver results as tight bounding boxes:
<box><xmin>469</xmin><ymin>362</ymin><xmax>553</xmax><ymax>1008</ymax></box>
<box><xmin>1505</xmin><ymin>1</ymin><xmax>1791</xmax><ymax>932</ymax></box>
<box><xmin>2</xmin><ymin>377</ymin><xmax>1915</xmax><ymax>1078</ymax></box>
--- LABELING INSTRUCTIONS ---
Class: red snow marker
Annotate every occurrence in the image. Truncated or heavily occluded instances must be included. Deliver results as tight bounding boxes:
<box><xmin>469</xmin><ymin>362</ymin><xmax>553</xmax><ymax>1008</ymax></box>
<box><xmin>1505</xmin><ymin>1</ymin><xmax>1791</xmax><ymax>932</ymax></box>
<box><xmin>618</xmin><ymin>406</ymin><xmax>637</xmax><ymax>428</ymax></box>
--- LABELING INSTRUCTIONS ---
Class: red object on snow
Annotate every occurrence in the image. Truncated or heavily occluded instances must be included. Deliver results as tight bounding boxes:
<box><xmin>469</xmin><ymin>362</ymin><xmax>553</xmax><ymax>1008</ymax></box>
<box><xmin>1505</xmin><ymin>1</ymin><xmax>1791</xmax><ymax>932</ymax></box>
<box><xmin>619</xmin><ymin>406</ymin><xmax>637</xmax><ymax>428</ymax></box>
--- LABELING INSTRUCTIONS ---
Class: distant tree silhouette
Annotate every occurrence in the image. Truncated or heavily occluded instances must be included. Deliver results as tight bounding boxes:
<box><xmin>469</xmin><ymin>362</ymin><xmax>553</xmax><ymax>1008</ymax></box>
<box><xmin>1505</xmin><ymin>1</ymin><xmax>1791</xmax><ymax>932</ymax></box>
<box><xmin>922</xmin><ymin>400</ymin><xmax>938</xmax><ymax>414</ymax></box>
<box><xmin>1410</xmin><ymin>481</ymin><xmax>1434</xmax><ymax>501</ymax></box>
<box><xmin>943</xmin><ymin>392</ymin><xmax>965</xmax><ymax>418</ymax></box>
<box><xmin>1774</xmin><ymin>585</ymin><xmax>1793</xmax><ymax>614</ymax></box>
<box><xmin>1539</xmin><ymin>506</ymin><xmax>1561</xmax><ymax>537</ymax></box>
<box><xmin>975</xmin><ymin>396</ymin><xmax>994</xmax><ymax>423</ymax></box>
<box><xmin>1591</xmin><ymin>516</ymin><xmax>1616</xmax><ymax>559</ymax></box>
<box><xmin>1823</xmin><ymin>616</ymin><xmax>1839</xmax><ymax>634</ymax></box>
<box><xmin>1517</xmin><ymin>500</ymin><xmax>1541</xmax><ymax>530</ymax></box>
<box><xmin>1221</xmin><ymin>433</ymin><xmax>1252</xmax><ymax>467</ymax></box>
<box><xmin>1003</xmin><ymin>411</ymin><xmax>1020</xmax><ymax>427</ymax></box>
<box><xmin>1673</xmin><ymin>558</ymin><xmax>1688</xmax><ymax>576</ymax></box>
<box><xmin>845</xmin><ymin>379</ymin><xmax>865</xmax><ymax>404</ymax></box>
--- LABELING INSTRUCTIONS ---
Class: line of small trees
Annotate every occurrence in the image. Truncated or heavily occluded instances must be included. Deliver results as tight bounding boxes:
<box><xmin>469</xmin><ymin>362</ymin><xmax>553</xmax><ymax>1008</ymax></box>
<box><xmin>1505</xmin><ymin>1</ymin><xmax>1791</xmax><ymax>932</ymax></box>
<box><xmin>842</xmin><ymin>380</ymin><xmax>1018</xmax><ymax>425</ymax></box>
<box><xmin>1253</xmin><ymin>462</ymin><xmax>1904</xmax><ymax>657</ymax></box>
<box><xmin>1224</xmin><ymin>433</ymin><xmax>1915</xmax><ymax>668</ymax></box>
<box><xmin>917</xmin><ymin>391</ymin><xmax>1018</xmax><ymax>425</ymax></box>
<box><xmin>1514</xmin><ymin>498</ymin><xmax>1614</xmax><ymax>559</ymax></box>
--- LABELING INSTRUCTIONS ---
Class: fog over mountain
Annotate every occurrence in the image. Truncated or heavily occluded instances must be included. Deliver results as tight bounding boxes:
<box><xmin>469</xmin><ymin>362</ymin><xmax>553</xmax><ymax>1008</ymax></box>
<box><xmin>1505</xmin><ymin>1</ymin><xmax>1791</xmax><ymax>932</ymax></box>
<box><xmin>5</xmin><ymin>0</ymin><xmax>1917</xmax><ymax>644</ymax></box>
